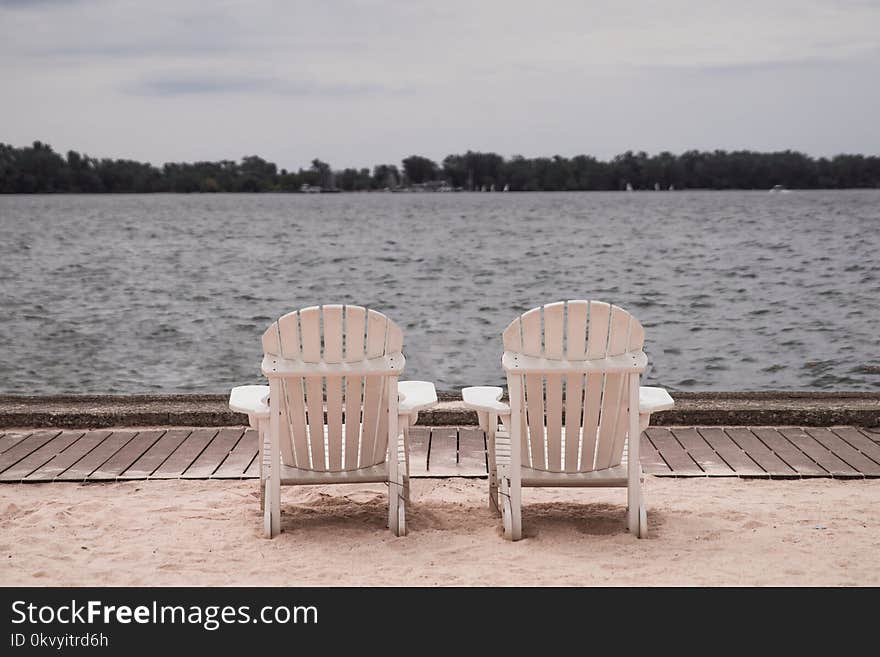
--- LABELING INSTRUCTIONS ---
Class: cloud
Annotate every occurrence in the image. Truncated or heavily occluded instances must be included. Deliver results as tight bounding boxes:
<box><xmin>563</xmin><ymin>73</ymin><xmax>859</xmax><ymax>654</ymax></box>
<box><xmin>127</xmin><ymin>74</ymin><xmax>413</xmax><ymax>98</ymax></box>
<box><xmin>0</xmin><ymin>0</ymin><xmax>79</xmax><ymax>7</ymax></box>
<box><xmin>636</xmin><ymin>45</ymin><xmax>880</xmax><ymax>76</ymax></box>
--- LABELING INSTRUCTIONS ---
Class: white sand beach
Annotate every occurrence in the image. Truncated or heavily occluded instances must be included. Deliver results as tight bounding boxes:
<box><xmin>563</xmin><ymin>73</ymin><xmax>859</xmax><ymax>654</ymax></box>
<box><xmin>1</xmin><ymin>477</ymin><xmax>878</xmax><ymax>586</ymax></box>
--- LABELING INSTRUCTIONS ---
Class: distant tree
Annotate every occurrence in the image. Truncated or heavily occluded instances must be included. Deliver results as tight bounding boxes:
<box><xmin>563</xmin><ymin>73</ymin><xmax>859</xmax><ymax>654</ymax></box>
<box><xmin>401</xmin><ymin>155</ymin><xmax>438</xmax><ymax>184</ymax></box>
<box><xmin>310</xmin><ymin>159</ymin><xmax>332</xmax><ymax>188</ymax></box>
<box><xmin>371</xmin><ymin>164</ymin><xmax>400</xmax><ymax>189</ymax></box>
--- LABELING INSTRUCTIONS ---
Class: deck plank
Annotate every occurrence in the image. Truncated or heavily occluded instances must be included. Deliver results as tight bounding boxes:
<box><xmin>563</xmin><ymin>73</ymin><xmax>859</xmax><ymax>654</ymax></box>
<box><xmin>56</xmin><ymin>431</ymin><xmax>139</xmax><ymax>481</ymax></box>
<box><xmin>638</xmin><ymin>434</ymin><xmax>671</xmax><ymax>474</ymax></box>
<box><xmin>27</xmin><ymin>431</ymin><xmax>112</xmax><ymax>481</ymax></box>
<box><xmin>456</xmin><ymin>427</ymin><xmax>488</xmax><ymax>474</ymax></box>
<box><xmin>406</xmin><ymin>426</ymin><xmax>430</xmax><ymax>476</ymax></box>
<box><xmin>749</xmin><ymin>427</ymin><xmax>827</xmax><ymax>476</ymax></box>
<box><xmin>645</xmin><ymin>428</ymin><xmax>703</xmax><ymax>474</ymax></box>
<box><xmin>150</xmin><ymin>428</ymin><xmax>219</xmax><ymax>479</ymax></box>
<box><xmin>670</xmin><ymin>428</ymin><xmax>735</xmax><ymax>475</ymax></box>
<box><xmin>118</xmin><ymin>429</ymin><xmax>192</xmax><ymax>480</ymax></box>
<box><xmin>804</xmin><ymin>428</ymin><xmax>880</xmax><ymax>476</ymax></box>
<box><xmin>724</xmin><ymin>427</ymin><xmax>796</xmax><ymax>475</ymax></box>
<box><xmin>696</xmin><ymin>428</ymin><xmax>766</xmax><ymax>475</ymax></box>
<box><xmin>0</xmin><ymin>431</ymin><xmax>84</xmax><ymax>481</ymax></box>
<box><xmin>243</xmin><ymin>449</ymin><xmax>262</xmax><ymax>479</ymax></box>
<box><xmin>832</xmin><ymin>427</ymin><xmax>880</xmax><ymax>467</ymax></box>
<box><xmin>424</xmin><ymin>427</ymin><xmax>459</xmax><ymax>475</ymax></box>
<box><xmin>89</xmin><ymin>430</ymin><xmax>166</xmax><ymax>480</ymax></box>
<box><xmin>182</xmin><ymin>428</ymin><xmax>245</xmax><ymax>479</ymax></box>
<box><xmin>0</xmin><ymin>432</ymin><xmax>32</xmax><ymax>454</ymax></box>
<box><xmin>777</xmin><ymin>427</ymin><xmax>859</xmax><ymax>476</ymax></box>
<box><xmin>0</xmin><ymin>430</ymin><xmax>62</xmax><ymax>475</ymax></box>
<box><xmin>213</xmin><ymin>429</ymin><xmax>259</xmax><ymax>479</ymax></box>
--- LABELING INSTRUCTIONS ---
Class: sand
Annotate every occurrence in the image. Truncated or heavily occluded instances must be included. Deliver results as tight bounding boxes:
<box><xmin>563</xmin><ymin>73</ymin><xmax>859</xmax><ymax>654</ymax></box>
<box><xmin>1</xmin><ymin>477</ymin><xmax>878</xmax><ymax>586</ymax></box>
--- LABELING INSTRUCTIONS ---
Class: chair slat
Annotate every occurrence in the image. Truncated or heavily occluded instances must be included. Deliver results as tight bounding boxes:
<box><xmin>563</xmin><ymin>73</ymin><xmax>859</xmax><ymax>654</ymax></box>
<box><xmin>586</xmin><ymin>301</ymin><xmax>610</xmax><ymax>358</ymax></box>
<box><xmin>580</xmin><ymin>375</ymin><xmax>602</xmax><ymax>470</ymax></box>
<box><xmin>360</xmin><ymin>375</ymin><xmax>383</xmax><ymax>467</ymax></box>
<box><xmin>305</xmin><ymin>377</ymin><xmax>326</xmax><ymax>470</ymax></box>
<box><xmin>326</xmin><ymin>376</ymin><xmax>343</xmax><ymax>470</ymax></box>
<box><xmin>372</xmin><ymin>379</ymin><xmax>390</xmax><ymax>464</ymax></box>
<box><xmin>386</xmin><ymin>321</ymin><xmax>404</xmax><ymax>354</ymax></box>
<box><xmin>606</xmin><ymin>306</ymin><xmax>631</xmax><ymax>356</ymax></box>
<box><xmin>299</xmin><ymin>306</ymin><xmax>322</xmax><ymax>362</ymax></box>
<box><xmin>609</xmin><ymin>382</ymin><xmax>631</xmax><ymax>467</ymax></box>
<box><xmin>565</xmin><ymin>301</ymin><xmax>588</xmax><ymax>359</ymax></box>
<box><xmin>344</xmin><ymin>306</ymin><xmax>366</xmax><ymax>362</ymax></box>
<box><xmin>277</xmin><ymin>311</ymin><xmax>300</xmax><ymax>359</ymax></box>
<box><xmin>322</xmin><ymin>305</ymin><xmax>344</xmax><ymax>363</ymax></box>
<box><xmin>520</xmin><ymin>307</ymin><xmax>542</xmax><ymax>357</ymax></box>
<box><xmin>519</xmin><ymin>381</ymin><xmax>530</xmax><ymax>467</ymax></box>
<box><xmin>525</xmin><ymin>373</ymin><xmax>545</xmax><ymax>469</ymax></box>
<box><xmin>322</xmin><ymin>307</ymin><xmax>345</xmax><ymax>470</ymax></box>
<box><xmin>563</xmin><ymin>373</ymin><xmax>582</xmax><ymax>471</ymax></box>
<box><xmin>543</xmin><ymin>302</ymin><xmax>564</xmax><ymax>359</ymax></box>
<box><xmin>366</xmin><ymin>310</ymin><xmax>388</xmax><ymax>358</ymax></box>
<box><xmin>628</xmin><ymin>319</ymin><xmax>645</xmax><ymax>351</ymax></box>
<box><xmin>502</xmin><ymin>316</ymin><xmax>521</xmax><ymax>352</ymax></box>
<box><xmin>595</xmin><ymin>373</ymin><xmax>626</xmax><ymax>470</ymax></box>
<box><xmin>262</xmin><ymin>322</ymin><xmax>281</xmax><ymax>356</ymax></box>
<box><xmin>284</xmin><ymin>378</ymin><xmax>310</xmax><ymax>467</ymax></box>
<box><xmin>343</xmin><ymin>376</ymin><xmax>362</xmax><ymax>469</ymax></box>
<box><xmin>276</xmin><ymin>388</ymin><xmax>295</xmax><ymax>467</ymax></box>
<box><xmin>545</xmin><ymin>373</ymin><xmax>563</xmax><ymax>471</ymax></box>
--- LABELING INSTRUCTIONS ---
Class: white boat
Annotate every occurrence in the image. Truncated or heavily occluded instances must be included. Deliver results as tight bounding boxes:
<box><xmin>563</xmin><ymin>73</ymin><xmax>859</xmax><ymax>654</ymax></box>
<box><xmin>768</xmin><ymin>184</ymin><xmax>790</xmax><ymax>194</ymax></box>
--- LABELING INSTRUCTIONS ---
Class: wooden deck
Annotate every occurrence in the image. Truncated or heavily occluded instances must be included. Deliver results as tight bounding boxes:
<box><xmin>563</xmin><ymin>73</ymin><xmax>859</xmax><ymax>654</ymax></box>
<box><xmin>1</xmin><ymin>426</ymin><xmax>879</xmax><ymax>483</ymax></box>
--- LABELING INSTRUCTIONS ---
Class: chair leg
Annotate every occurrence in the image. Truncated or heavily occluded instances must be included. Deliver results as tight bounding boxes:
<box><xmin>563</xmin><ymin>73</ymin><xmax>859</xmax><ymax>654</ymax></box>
<box><xmin>488</xmin><ymin>473</ymin><xmax>500</xmax><ymax>516</ymax></box>
<box><xmin>510</xmin><ymin>477</ymin><xmax>522</xmax><ymax>541</ymax></box>
<box><xmin>263</xmin><ymin>478</ymin><xmax>272</xmax><ymax>539</ymax></box>
<box><xmin>402</xmin><ymin>425</ymin><xmax>411</xmax><ymax>503</ymax></box>
<box><xmin>499</xmin><ymin>474</ymin><xmax>512</xmax><ymax>539</ymax></box>
<box><xmin>627</xmin><ymin>470</ymin><xmax>642</xmax><ymax>537</ymax></box>
<box><xmin>269</xmin><ymin>476</ymin><xmax>280</xmax><ymax>537</ymax></box>
<box><xmin>264</xmin><ymin>476</ymin><xmax>280</xmax><ymax>539</ymax></box>
<box><xmin>257</xmin><ymin>418</ymin><xmax>268</xmax><ymax>512</ymax></box>
<box><xmin>388</xmin><ymin>479</ymin><xmax>400</xmax><ymax>536</ymax></box>
<box><xmin>499</xmin><ymin>469</ymin><xmax>522</xmax><ymax>541</ymax></box>
<box><xmin>486</xmin><ymin>415</ymin><xmax>500</xmax><ymax>516</ymax></box>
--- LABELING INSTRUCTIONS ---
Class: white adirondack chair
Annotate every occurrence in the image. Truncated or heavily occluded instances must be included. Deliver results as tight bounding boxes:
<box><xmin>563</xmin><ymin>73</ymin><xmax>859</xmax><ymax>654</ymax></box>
<box><xmin>462</xmin><ymin>301</ymin><xmax>674</xmax><ymax>540</ymax></box>
<box><xmin>229</xmin><ymin>305</ymin><xmax>437</xmax><ymax>538</ymax></box>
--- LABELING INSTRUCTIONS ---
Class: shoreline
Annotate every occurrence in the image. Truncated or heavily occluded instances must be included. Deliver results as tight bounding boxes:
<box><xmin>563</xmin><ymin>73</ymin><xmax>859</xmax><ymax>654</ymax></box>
<box><xmin>1</xmin><ymin>391</ymin><xmax>877</xmax><ymax>428</ymax></box>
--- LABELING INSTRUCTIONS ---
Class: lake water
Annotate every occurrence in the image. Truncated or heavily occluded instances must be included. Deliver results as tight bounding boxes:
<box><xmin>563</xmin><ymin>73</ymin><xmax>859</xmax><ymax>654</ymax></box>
<box><xmin>0</xmin><ymin>191</ymin><xmax>878</xmax><ymax>394</ymax></box>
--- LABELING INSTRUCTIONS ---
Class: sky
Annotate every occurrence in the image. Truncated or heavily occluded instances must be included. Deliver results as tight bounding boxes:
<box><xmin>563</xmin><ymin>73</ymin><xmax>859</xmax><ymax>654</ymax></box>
<box><xmin>1</xmin><ymin>0</ymin><xmax>879</xmax><ymax>170</ymax></box>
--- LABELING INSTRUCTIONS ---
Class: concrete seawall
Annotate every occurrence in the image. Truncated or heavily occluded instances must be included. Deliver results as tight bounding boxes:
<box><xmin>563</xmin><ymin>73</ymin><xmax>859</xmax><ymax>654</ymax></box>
<box><xmin>1</xmin><ymin>392</ymin><xmax>877</xmax><ymax>428</ymax></box>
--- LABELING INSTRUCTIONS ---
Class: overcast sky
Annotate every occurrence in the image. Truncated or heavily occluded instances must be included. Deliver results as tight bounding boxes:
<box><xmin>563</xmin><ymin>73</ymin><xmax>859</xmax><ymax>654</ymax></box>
<box><xmin>2</xmin><ymin>0</ymin><xmax>879</xmax><ymax>170</ymax></box>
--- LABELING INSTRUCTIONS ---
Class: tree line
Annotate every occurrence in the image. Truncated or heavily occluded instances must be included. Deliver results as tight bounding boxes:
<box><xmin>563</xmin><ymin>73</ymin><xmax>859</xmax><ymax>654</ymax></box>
<box><xmin>2</xmin><ymin>141</ymin><xmax>879</xmax><ymax>193</ymax></box>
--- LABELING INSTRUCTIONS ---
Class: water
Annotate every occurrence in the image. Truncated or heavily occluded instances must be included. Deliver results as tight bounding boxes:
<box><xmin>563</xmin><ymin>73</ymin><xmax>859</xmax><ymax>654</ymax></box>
<box><xmin>0</xmin><ymin>191</ymin><xmax>878</xmax><ymax>394</ymax></box>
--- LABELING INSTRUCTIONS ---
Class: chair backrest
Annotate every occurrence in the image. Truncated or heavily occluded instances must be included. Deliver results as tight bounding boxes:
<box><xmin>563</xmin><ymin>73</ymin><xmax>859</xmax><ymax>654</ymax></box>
<box><xmin>261</xmin><ymin>305</ymin><xmax>404</xmax><ymax>472</ymax></box>
<box><xmin>501</xmin><ymin>300</ymin><xmax>645</xmax><ymax>473</ymax></box>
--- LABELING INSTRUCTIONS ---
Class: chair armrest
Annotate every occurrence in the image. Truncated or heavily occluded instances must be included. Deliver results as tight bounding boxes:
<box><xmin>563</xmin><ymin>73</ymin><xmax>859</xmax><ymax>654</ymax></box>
<box><xmin>398</xmin><ymin>380</ymin><xmax>438</xmax><ymax>415</ymax></box>
<box><xmin>229</xmin><ymin>385</ymin><xmax>270</xmax><ymax>417</ymax></box>
<box><xmin>639</xmin><ymin>386</ymin><xmax>674</xmax><ymax>414</ymax></box>
<box><xmin>462</xmin><ymin>386</ymin><xmax>510</xmax><ymax>414</ymax></box>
